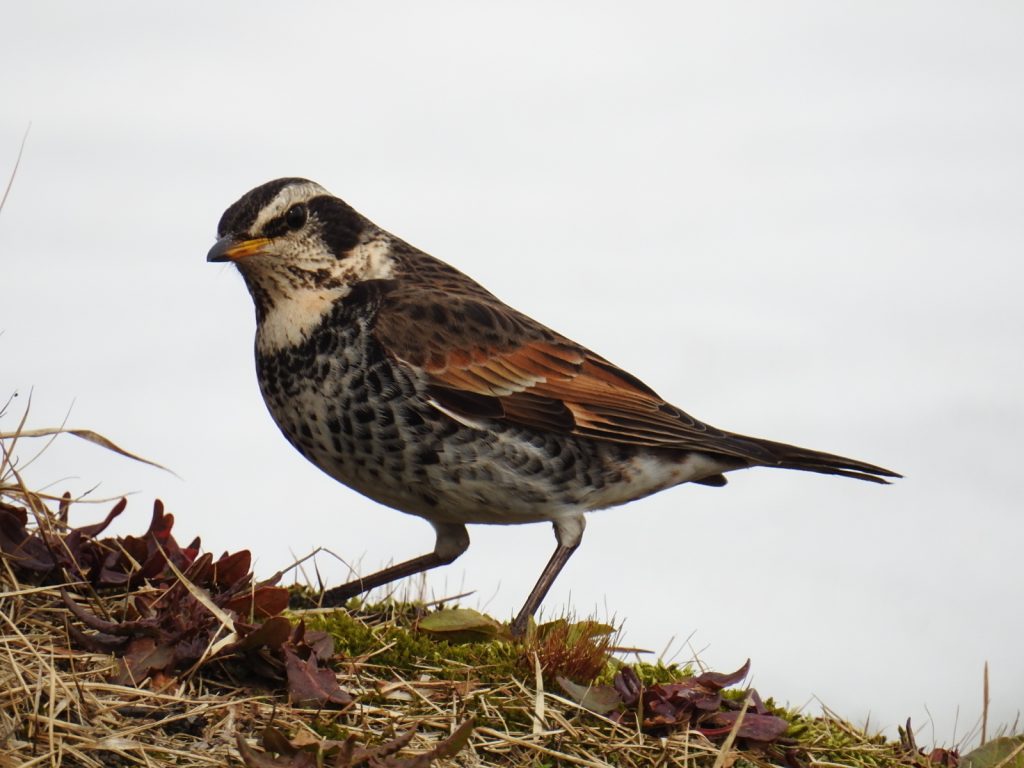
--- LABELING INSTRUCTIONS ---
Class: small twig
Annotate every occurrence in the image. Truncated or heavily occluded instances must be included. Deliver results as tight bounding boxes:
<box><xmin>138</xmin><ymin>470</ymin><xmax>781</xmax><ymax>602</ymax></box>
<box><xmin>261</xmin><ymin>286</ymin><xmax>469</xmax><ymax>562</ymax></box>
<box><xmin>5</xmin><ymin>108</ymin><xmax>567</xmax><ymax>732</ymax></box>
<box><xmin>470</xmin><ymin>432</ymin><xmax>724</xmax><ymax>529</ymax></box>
<box><xmin>982</xmin><ymin>660</ymin><xmax>990</xmax><ymax>745</ymax></box>
<box><xmin>532</xmin><ymin>651</ymin><xmax>545</xmax><ymax>735</ymax></box>
<box><xmin>0</xmin><ymin>123</ymin><xmax>30</xmax><ymax>217</ymax></box>
<box><xmin>422</xmin><ymin>589</ymin><xmax>476</xmax><ymax>609</ymax></box>
<box><xmin>712</xmin><ymin>694</ymin><xmax>751</xmax><ymax>768</ymax></box>
<box><xmin>474</xmin><ymin>726</ymin><xmax>612</xmax><ymax>768</ymax></box>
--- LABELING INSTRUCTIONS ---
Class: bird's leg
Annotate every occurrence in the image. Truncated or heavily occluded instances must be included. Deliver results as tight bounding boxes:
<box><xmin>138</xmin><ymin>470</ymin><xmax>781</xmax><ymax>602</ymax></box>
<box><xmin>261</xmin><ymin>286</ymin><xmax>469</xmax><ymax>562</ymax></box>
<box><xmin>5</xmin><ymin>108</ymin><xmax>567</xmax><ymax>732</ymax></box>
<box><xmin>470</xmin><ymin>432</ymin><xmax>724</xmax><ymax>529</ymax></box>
<box><xmin>320</xmin><ymin>522</ymin><xmax>469</xmax><ymax>607</ymax></box>
<box><xmin>510</xmin><ymin>515</ymin><xmax>586</xmax><ymax>638</ymax></box>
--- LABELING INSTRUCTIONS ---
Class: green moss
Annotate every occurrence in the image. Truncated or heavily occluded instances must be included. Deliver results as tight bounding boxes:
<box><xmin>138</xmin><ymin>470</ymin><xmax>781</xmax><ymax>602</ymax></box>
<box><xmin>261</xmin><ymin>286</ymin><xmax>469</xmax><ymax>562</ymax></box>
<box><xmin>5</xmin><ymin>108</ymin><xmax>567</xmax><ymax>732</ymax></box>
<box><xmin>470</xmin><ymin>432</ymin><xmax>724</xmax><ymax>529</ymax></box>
<box><xmin>295</xmin><ymin>603</ymin><xmax>931</xmax><ymax>768</ymax></box>
<box><xmin>779</xmin><ymin>711</ymin><xmax>913</xmax><ymax>768</ymax></box>
<box><xmin>592</xmin><ymin>658</ymin><xmax>694</xmax><ymax>686</ymax></box>
<box><xmin>301</xmin><ymin>604</ymin><xmax>524</xmax><ymax>682</ymax></box>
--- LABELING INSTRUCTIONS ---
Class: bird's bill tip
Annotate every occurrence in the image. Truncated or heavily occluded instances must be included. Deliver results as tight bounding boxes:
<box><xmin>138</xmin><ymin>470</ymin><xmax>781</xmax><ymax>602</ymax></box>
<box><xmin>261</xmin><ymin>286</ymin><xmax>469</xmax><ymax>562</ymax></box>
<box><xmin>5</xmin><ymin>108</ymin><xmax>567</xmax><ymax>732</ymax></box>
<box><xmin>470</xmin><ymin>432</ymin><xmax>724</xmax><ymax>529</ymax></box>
<box><xmin>206</xmin><ymin>236</ymin><xmax>272</xmax><ymax>263</ymax></box>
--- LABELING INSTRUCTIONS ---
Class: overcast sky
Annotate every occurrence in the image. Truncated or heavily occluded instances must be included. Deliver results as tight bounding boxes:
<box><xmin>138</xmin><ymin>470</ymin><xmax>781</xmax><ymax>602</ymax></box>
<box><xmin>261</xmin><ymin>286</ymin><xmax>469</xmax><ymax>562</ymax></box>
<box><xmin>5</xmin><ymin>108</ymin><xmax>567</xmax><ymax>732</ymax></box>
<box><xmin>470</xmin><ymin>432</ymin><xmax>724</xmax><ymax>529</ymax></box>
<box><xmin>2</xmin><ymin>1</ymin><xmax>1022</xmax><ymax>744</ymax></box>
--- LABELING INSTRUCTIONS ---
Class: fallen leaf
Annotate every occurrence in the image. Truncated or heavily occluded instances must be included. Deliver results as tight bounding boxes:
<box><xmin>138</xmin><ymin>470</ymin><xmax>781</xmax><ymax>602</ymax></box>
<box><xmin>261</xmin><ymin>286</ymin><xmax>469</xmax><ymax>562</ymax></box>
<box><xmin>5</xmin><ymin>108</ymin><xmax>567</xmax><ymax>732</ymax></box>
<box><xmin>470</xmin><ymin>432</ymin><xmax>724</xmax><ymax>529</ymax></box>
<box><xmin>261</xmin><ymin>726</ymin><xmax>299</xmax><ymax>756</ymax></box>
<box><xmin>111</xmin><ymin>637</ymin><xmax>177</xmax><ymax>686</ymax></box>
<box><xmin>400</xmin><ymin>719</ymin><xmax>476</xmax><ymax>766</ymax></box>
<box><xmin>237</xmin><ymin>733</ymin><xmax>315</xmax><ymax>768</ymax></box>
<box><xmin>702</xmin><ymin>711</ymin><xmax>791</xmax><ymax>741</ymax></box>
<box><xmin>418</xmin><ymin>608</ymin><xmax>503</xmax><ymax>641</ymax></box>
<box><xmin>224</xmin><ymin>586</ymin><xmax>291</xmax><ymax>620</ymax></box>
<box><xmin>695</xmin><ymin>659</ymin><xmax>751</xmax><ymax>690</ymax></box>
<box><xmin>557</xmin><ymin>677</ymin><xmax>622</xmax><ymax>715</ymax></box>
<box><xmin>566</xmin><ymin>660</ymin><xmax>790</xmax><ymax>744</ymax></box>
<box><xmin>231</xmin><ymin>616</ymin><xmax>293</xmax><ymax>654</ymax></box>
<box><xmin>962</xmin><ymin>737</ymin><xmax>1024</xmax><ymax>768</ymax></box>
<box><xmin>283</xmin><ymin>646</ymin><xmax>353</xmax><ymax>709</ymax></box>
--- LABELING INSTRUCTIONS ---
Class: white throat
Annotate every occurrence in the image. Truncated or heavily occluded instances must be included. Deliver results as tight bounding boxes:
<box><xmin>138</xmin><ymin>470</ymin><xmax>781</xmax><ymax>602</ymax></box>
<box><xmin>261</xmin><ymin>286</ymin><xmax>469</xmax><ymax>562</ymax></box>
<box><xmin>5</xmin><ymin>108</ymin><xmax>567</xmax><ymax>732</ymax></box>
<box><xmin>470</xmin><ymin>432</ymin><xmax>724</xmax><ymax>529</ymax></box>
<box><xmin>252</xmin><ymin>236</ymin><xmax>396</xmax><ymax>355</ymax></box>
<box><xmin>256</xmin><ymin>285</ymin><xmax>352</xmax><ymax>354</ymax></box>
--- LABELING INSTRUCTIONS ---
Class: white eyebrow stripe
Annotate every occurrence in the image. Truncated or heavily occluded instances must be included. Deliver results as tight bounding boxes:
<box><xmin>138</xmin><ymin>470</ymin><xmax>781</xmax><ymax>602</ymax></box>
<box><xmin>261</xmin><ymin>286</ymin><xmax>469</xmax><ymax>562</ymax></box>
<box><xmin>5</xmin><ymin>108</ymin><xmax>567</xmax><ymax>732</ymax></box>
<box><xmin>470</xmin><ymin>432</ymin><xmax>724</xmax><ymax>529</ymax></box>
<box><xmin>252</xmin><ymin>181</ymin><xmax>331</xmax><ymax>233</ymax></box>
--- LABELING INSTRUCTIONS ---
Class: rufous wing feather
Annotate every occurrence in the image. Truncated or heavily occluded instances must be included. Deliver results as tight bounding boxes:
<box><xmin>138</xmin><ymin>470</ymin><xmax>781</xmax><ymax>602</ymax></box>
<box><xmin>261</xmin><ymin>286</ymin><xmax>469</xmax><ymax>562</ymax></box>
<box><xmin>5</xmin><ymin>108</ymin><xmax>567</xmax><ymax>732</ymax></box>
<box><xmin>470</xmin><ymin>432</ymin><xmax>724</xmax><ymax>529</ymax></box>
<box><xmin>373</xmin><ymin>288</ymin><xmax>776</xmax><ymax>462</ymax></box>
<box><xmin>372</xmin><ymin>284</ymin><xmax>900</xmax><ymax>481</ymax></box>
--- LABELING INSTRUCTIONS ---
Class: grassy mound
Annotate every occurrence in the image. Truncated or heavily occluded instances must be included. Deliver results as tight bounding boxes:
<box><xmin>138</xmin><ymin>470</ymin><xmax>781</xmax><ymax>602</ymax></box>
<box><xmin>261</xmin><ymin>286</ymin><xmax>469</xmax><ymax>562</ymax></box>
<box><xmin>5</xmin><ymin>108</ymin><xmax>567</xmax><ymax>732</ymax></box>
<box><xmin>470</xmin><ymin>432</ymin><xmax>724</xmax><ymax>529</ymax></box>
<box><xmin>0</xmin><ymin>422</ymin><xmax>1000</xmax><ymax>767</ymax></box>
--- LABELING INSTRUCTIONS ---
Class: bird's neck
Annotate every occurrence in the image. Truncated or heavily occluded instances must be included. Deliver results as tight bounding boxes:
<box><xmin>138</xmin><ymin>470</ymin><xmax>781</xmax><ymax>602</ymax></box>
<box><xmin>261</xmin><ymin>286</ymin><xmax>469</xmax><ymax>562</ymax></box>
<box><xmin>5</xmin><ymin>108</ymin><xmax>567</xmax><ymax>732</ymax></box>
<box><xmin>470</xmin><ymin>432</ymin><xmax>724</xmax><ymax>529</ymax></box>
<box><xmin>254</xmin><ymin>285</ymin><xmax>353</xmax><ymax>355</ymax></box>
<box><xmin>247</xmin><ymin>233</ymin><xmax>397</xmax><ymax>355</ymax></box>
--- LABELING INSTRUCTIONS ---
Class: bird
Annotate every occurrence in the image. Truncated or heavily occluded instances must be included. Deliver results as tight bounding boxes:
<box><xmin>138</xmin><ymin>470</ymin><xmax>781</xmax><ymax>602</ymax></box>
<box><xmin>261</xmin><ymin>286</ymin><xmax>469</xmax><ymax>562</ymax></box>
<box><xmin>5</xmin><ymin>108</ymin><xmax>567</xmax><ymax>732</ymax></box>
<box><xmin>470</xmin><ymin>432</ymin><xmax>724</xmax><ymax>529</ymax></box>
<box><xmin>208</xmin><ymin>177</ymin><xmax>899</xmax><ymax>637</ymax></box>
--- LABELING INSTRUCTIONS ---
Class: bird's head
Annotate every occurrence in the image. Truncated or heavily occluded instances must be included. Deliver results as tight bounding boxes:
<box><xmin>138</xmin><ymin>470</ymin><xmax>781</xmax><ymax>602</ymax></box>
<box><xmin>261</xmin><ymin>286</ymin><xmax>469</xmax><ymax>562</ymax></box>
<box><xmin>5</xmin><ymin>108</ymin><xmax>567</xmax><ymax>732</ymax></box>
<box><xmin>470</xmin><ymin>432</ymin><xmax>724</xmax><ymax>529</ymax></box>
<box><xmin>209</xmin><ymin>178</ymin><xmax>397</xmax><ymax>323</ymax></box>
<box><xmin>208</xmin><ymin>178</ymin><xmax>396</xmax><ymax>348</ymax></box>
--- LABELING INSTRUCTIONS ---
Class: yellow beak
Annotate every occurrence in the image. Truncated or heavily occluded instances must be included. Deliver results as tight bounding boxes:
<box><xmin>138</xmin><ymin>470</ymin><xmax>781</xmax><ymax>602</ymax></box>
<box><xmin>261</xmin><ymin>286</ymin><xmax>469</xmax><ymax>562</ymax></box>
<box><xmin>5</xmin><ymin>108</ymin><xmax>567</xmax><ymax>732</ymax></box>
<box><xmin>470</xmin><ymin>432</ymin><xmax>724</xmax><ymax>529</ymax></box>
<box><xmin>206</xmin><ymin>236</ymin><xmax>273</xmax><ymax>263</ymax></box>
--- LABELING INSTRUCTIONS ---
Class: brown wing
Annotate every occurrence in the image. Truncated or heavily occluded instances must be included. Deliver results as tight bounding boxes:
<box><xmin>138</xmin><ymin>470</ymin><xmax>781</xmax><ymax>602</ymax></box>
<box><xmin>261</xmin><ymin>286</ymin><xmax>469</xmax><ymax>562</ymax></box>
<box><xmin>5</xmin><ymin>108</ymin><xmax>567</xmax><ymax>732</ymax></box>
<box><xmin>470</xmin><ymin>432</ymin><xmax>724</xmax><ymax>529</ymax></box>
<box><xmin>373</xmin><ymin>285</ymin><xmax>779</xmax><ymax>464</ymax></box>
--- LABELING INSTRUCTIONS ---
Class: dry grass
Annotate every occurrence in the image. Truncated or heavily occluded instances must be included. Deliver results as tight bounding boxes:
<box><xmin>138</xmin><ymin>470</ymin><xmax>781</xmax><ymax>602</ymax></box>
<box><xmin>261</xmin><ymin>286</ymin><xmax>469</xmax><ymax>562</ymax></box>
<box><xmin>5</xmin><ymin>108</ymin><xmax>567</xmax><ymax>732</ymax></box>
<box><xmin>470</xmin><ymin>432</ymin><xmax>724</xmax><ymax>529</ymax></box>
<box><xmin>0</xmin><ymin>412</ymin><xmax>984</xmax><ymax>767</ymax></box>
<box><xmin>0</xmin><ymin>545</ymin><xmax>720</xmax><ymax>767</ymax></box>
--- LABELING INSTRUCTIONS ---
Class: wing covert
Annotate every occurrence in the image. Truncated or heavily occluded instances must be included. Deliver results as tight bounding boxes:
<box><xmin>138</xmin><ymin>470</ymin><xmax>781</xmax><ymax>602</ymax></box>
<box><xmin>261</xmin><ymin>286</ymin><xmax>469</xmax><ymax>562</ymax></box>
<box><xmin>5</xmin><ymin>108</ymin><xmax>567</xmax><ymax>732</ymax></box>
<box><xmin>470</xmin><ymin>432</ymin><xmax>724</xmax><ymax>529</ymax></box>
<box><xmin>373</xmin><ymin>287</ymin><xmax>778</xmax><ymax>463</ymax></box>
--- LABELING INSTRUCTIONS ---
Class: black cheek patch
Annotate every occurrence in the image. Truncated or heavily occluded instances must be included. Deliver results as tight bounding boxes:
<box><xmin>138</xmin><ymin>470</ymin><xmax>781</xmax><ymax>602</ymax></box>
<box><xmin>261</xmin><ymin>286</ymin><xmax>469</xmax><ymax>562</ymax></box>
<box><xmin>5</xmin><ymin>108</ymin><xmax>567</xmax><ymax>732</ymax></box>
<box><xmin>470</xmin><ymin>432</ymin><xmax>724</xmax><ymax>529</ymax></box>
<box><xmin>308</xmin><ymin>197</ymin><xmax>364</xmax><ymax>256</ymax></box>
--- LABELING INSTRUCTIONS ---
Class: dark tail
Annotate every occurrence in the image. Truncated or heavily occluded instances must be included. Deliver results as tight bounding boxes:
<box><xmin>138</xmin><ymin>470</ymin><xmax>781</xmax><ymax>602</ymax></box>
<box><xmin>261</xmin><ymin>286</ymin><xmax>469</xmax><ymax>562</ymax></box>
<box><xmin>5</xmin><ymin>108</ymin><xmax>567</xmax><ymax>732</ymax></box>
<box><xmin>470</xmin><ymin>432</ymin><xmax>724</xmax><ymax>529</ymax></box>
<box><xmin>730</xmin><ymin>435</ymin><xmax>901</xmax><ymax>484</ymax></box>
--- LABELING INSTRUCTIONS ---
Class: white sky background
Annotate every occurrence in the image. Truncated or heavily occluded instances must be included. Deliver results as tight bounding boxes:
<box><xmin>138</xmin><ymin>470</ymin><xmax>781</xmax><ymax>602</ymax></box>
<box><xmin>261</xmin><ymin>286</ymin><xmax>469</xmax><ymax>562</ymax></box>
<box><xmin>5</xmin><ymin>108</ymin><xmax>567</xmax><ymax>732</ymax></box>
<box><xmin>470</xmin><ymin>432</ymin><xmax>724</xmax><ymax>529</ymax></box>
<box><xmin>2</xmin><ymin>0</ymin><xmax>1022</xmax><ymax>743</ymax></box>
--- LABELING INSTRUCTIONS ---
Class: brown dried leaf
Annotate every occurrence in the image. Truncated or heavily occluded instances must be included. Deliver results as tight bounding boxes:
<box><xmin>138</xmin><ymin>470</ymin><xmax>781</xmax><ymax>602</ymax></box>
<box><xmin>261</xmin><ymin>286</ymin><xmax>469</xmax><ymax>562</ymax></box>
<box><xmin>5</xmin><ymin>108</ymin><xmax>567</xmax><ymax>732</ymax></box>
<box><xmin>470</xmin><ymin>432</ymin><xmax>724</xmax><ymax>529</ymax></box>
<box><xmin>0</xmin><ymin>502</ymin><xmax>57</xmax><ymax>575</ymax></box>
<box><xmin>571</xmin><ymin>661</ymin><xmax>789</xmax><ymax>744</ymax></box>
<box><xmin>695</xmin><ymin>659</ymin><xmax>751</xmax><ymax>690</ymax></box>
<box><xmin>350</xmin><ymin>729</ymin><xmax>415</xmax><ymax>764</ymax></box>
<box><xmin>262</xmin><ymin>726</ymin><xmax>299</xmax><ymax>757</ymax></box>
<box><xmin>224</xmin><ymin>585</ymin><xmax>290</xmax><ymax>620</ymax></box>
<box><xmin>75</xmin><ymin>497</ymin><xmax>128</xmax><ymax>537</ymax></box>
<box><xmin>231</xmin><ymin>616</ymin><xmax>294</xmax><ymax>654</ymax></box>
<box><xmin>702</xmin><ymin>710</ymin><xmax>791</xmax><ymax>741</ymax></box>
<box><xmin>410</xmin><ymin>718</ymin><xmax>475</xmax><ymax>764</ymax></box>
<box><xmin>283</xmin><ymin>646</ymin><xmax>353</xmax><ymax>709</ymax></box>
<box><xmin>613</xmin><ymin>666</ymin><xmax>643</xmax><ymax>706</ymax></box>
<box><xmin>111</xmin><ymin>637</ymin><xmax>177</xmax><ymax>686</ymax></box>
<box><xmin>212</xmin><ymin>549</ymin><xmax>252</xmax><ymax>588</ymax></box>
<box><xmin>306</xmin><ymin>630</ymin><xmax>335</xmax><ymax>660</ymax></box>
<box><xmin>237</xmin><ymin>733</ymin><xmax>316</xmax><ymax>768</ymax></box>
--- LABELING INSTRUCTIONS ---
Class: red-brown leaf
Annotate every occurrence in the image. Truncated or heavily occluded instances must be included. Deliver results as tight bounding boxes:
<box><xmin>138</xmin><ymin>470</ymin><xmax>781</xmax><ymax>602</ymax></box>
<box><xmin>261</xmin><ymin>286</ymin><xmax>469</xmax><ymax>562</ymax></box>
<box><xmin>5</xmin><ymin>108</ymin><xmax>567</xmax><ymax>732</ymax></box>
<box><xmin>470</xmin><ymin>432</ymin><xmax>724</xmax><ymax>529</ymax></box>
<box><xmin>283</xmin><ymin>647</ymin><xmax>353</xmax><ymax>709</ymax></box>
<box><xmin>236</xmin><ymin>733</ymin><xmax>316</xmax><ymax>768</ymax></box>
<box><xmin>702</xmin><ymin>710</ymin><xmax>791</xmax><ymax>741</ymax></box>
<box><xmin>304</xmin><ymin>630</ymin><xmax>335</xmax><ymax>661</ymax></box>
<box><xmin>223</xmin><ymin>586</ymin><xmax>290</xmax><ymax>620</ymax></box>
<box><xmin>75</xmin><ymin>498</ymin><xmax>127</xmax><ymax>537</ymax></box>
<box><xmin>231</xmin><ymin>616</ymin><xmax>293</xmax><ymax>654</ymax></box>
<box><xmin>212</xmin><ymin>549</ymin><xmax>252</xmax><ymax>588</ymax></box>
<box><xmin>694</xmin><ymin>659</ymin><xmax>751</xmax><ymax>690</ymax></box>
<box><xmin>112</xmin><ymin>637</ymin><xmax>177</xmax><ymax>686</ymax></box>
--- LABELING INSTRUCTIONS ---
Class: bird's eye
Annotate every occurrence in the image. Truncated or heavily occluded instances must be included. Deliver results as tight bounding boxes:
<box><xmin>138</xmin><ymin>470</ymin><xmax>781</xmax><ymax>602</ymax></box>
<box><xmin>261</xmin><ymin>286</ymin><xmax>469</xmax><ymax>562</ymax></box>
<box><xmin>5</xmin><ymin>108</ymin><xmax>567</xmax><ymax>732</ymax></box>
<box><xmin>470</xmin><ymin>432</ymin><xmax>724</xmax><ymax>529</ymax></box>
<box><xmin>285</xmin><ymin>204</ymin><xmax>308</xmax><ymax>231</ymax></box>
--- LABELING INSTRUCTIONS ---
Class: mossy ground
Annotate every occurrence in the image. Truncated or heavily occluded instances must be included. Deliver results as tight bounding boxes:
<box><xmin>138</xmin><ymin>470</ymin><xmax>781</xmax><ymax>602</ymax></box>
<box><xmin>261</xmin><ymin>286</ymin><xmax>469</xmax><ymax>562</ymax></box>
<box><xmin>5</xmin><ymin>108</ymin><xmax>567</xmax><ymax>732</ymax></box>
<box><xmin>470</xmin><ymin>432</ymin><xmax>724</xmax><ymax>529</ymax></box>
<box><xmin>0</xmin><ymin>420</ymin><xmax>994</xmax><ymax>767</ymax></box>
<box><xmin>295</xmin><ymin>598</ymin><xmax>947</xmax><ymax>768</ymax></box>
<box><xmin>0</xmin><ymin>532</ymin><xmax>981</xmax><ymax>768</ymax></box>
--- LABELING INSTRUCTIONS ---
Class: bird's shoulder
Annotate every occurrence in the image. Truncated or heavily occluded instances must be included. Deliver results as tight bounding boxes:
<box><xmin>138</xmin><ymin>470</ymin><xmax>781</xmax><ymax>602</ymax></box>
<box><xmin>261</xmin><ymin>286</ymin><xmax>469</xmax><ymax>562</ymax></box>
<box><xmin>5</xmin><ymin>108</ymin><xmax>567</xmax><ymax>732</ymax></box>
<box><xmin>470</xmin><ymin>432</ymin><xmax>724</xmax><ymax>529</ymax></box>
<box><xmin>374</xmin><ymin>243</ymin><xmax>562</xmax><ymax>369</ymax></box>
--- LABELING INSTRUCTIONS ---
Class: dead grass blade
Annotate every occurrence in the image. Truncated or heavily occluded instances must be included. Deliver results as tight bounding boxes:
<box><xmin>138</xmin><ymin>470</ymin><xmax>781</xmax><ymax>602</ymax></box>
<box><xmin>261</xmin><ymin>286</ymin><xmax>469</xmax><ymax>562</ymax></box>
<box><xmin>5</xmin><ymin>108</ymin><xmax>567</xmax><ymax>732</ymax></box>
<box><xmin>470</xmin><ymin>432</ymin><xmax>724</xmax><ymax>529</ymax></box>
<box><xmin>0</xmin><ymin>124</ymin><xmax>30</xmax><ymax>217</ymax></box>
<box><xmin>0</xmin><ymin>426</ymin><xmax>175</xmax><ymax>475</ymax></box>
